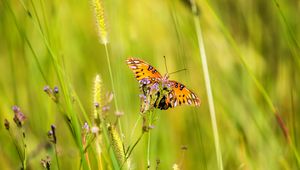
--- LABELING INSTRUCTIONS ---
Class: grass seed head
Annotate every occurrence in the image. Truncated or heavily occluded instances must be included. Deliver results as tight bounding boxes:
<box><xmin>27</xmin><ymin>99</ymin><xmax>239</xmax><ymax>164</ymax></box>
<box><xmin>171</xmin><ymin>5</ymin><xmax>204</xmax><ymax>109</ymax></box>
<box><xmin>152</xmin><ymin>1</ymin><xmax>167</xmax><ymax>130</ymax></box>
<box><xmin>91</xmin><ymin>0</ymin><xmax>109</xmax><ymax>44</ymax></box>
<box><xmin>107</xmin><ymin>124</ymin><xmax>125</xmax><ymax>164</ymax></box>
<box><xmin>93</xmin><ymin>75</ymin><xmax>102</xmax><ymax>123</ymax></box>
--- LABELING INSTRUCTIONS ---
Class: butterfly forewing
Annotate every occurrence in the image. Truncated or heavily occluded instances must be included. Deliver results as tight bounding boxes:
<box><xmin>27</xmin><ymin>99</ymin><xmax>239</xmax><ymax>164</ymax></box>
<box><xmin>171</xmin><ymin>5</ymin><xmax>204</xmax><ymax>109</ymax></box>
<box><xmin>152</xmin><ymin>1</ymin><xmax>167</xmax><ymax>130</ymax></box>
<box><xmin>126</xmin><ymin>58</ymin><xmax>162</xmax><ymax>81</ymax></box>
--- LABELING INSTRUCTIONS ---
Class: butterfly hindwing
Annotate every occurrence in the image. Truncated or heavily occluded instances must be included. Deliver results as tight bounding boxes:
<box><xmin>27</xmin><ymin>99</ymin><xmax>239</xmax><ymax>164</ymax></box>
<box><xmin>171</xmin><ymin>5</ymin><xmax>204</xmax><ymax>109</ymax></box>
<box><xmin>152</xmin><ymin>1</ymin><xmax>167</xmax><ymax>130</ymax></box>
<box><xmin>126</xmin><ymin>58</ymin><xmax>162</xmax><ymax>81</ymax></box>
<box><xmin>164</xmin><ymin>80</ymin><xmax>200</xmax><ymax>108</ymax></box>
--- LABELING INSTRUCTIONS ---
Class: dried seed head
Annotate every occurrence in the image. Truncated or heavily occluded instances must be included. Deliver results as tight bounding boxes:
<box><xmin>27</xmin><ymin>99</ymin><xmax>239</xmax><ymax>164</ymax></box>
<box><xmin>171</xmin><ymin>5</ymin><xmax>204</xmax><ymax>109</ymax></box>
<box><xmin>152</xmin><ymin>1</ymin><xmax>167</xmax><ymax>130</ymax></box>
<box><xmin>4</xmin><ymin>119</ymin><xmax>10</xmax><ymax>130</ymax></box>
<box><xmin>107</xmin><ymin>124</ymin><xmax>125</xmax><ymax>164</ymax></box>
<box><xmin>91</xmin><ymin>0</ymin><xmax>108</xmax><ymax>44</ymax></box>
<box><xmin>12</xmin><ymin>106</ymin><xmax>26</xmax><ymax>128</ymax></box>
<box><xmin>41</xmin><ymin>156</ymin><xmax>51</xmax><ymax>169</ymax></box>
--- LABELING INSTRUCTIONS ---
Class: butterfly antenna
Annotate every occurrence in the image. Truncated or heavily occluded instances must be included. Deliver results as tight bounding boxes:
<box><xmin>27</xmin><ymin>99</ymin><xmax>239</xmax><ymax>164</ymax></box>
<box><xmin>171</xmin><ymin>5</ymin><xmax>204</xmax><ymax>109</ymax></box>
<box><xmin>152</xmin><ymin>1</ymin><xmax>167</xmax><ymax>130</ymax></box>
<box><xmin>168</xmin><ymin>68</ymin><xmax>187</xmax><ymax>75</ymax></box>
<box><xmin>163</xmin><ymin>56</ymin><xmax>169</xmax><ymax>74</ymax></box>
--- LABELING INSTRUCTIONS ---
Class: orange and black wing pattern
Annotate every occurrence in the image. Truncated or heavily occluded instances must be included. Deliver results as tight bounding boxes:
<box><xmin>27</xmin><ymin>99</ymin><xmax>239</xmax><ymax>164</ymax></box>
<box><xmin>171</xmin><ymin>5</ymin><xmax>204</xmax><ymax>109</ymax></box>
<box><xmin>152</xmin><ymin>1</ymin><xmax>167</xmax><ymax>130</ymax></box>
<box><xmin>155</xmin><ymin>80</ymin><xmax>200</xmax><ymax>110</ymax></box>
<box><xmin>126</xmin><ymin>58</ymin><xmax>162</xmax><ymax>82</ymax></box>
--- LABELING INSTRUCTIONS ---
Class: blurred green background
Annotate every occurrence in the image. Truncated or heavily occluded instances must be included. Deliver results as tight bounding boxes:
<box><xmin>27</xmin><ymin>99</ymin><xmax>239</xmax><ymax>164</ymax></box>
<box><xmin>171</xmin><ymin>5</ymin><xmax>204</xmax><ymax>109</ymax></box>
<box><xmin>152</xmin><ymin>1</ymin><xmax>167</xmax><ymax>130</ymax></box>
<box><xmin>0</xmin><ymin>0</ymin><xmax>299</xmax><ymax>169</ymax></box>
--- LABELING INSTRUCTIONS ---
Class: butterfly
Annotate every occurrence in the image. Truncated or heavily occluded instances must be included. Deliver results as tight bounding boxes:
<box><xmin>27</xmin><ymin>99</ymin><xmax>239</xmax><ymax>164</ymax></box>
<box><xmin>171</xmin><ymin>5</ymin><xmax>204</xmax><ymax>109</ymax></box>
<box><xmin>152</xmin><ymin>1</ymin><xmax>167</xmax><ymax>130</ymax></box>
<box><xmin>126</xmin><ymin>58</ymin><xmax>200</xmax><ymax>111</ymax></box>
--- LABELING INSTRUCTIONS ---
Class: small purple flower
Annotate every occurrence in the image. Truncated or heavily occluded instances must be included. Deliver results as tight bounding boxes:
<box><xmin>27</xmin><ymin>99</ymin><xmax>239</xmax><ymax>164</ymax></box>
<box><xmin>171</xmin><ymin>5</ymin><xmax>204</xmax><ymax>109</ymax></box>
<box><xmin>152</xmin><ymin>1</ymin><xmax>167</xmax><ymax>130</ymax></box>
<box><xmin>43</xmin><ymin>85</ymin><xmax>51</xmax><ymax>92</ymax></box>
<box><xmin>94</xmin><ymin>102</ymin><xmax>100</xmax><ymax>108</ymax></box>
<box><xmin>115</xmin><ymin>111</ymin><xmax>124</xmax><ymax>117</ymax></box>
<box><xmin>82</xmin><ymin>122</ymin><xmax>90</xmax><ymax>134</ymax></box>
<box><xmin>53</xmin><ymin>86</ymin><xmax>59</xmax><ymax>94</ymax></box>
<box><xmin>140</xmin><ymin>78</ymin><xmax>151</xmax><ymax>85</ymax></box>
<box><xmin>102</xmin><ymin>105</ymin><xmax>110</xmax><ymax>112</ymax></box>
<box><xmin>91</xmin><ymin>126</ymin><xmax>99</xmax><ymax>134</ymax></box>
<box><xmin>48</xmin><ymin>124</ymin><xmax>57</xmax><ymax>144</ymax></box>
<box><xmin>150</xmin><ymin>82</ymin><xmax>159</xmax><ymax>94</ymax></box>
<box><xmin>12</xmin><ymin>106</ymin><xmax>26</xmax><ymax>128</ymax></box>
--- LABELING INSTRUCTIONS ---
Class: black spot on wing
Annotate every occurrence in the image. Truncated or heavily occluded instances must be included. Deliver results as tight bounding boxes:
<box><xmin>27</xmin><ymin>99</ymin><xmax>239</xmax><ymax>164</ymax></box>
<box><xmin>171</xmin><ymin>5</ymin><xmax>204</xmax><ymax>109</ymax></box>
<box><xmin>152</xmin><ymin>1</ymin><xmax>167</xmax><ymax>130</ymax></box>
<box><xmin>148</xmin><ymin>65</ymin><xmax>153</xmax><ymax>71</ymax></box>
<box><xmin>179</xmin><ymin>84</ymin><xmax>185</xmax><ymax>90</ymax></box>
<box><xmin>152</xmin><ymin>69</ymin><xmax>157</xmax><ymax>74</ymax></box>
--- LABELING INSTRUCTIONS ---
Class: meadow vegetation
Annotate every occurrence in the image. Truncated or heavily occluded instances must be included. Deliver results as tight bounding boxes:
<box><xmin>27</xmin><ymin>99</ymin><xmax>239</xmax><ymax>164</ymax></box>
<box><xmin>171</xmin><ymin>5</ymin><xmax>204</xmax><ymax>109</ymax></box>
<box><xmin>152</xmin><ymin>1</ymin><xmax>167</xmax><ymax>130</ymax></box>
<box><xmin>0</xmin><ymin>0</ymin><xmax>299</xmax><ymax>169</ymax></box>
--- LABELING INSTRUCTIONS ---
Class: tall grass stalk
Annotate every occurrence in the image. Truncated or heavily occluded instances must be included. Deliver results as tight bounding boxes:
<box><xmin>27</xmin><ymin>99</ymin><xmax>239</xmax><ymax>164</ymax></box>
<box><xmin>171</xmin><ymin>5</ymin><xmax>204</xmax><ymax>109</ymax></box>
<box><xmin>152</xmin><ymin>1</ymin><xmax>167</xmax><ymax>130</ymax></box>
<box><xmin>203</xmin><ymin>0</ymin><xmax>300</xmax><ymax>166</ymax></box>
<box><xmin>104</xmin><ymin>44</ymin><xmax>123</xmax><ymax>135</ymax></box>
<box><xmin>93</xmin><ymin>75</ymin><xmax>103</xmax><ymax>170</ymax></box>
<box><xmin>92</xmin><ymin>0</ymin><xmax>123</xmax><ymax>135</ymax></box>
<box><xmin>5</xmin><ymin>0</ymin><xmax>48</xmax><ymax>84</ymax></box>
<box><xmin>13</xmin><ymin>1</ymin><xmax>89</xmax><ymax>168</ymax></box>
<box><xmin>190</xmin><ymin>1</ymin><xmax>223</xmax><ymax>170</ymax></box>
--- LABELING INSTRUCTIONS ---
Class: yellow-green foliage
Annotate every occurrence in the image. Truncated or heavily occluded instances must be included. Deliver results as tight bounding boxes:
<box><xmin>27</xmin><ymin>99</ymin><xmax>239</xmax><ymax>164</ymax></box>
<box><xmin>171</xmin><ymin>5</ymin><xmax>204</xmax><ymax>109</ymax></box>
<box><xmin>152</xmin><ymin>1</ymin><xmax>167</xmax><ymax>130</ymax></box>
<box><xmin>0</xmin><ymin>0</ymin><xmax>299</xmax><ymax>169</ymax></box>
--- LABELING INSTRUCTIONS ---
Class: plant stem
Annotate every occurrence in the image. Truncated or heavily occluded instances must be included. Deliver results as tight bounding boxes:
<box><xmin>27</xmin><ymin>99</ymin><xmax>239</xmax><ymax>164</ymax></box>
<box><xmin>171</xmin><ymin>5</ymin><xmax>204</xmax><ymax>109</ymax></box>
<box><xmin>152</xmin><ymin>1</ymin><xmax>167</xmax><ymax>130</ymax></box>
<box><xmin>54</xmin><ymin>145</ymin><xmax>60</xmax><ymax>170</ymax></box>
<box><xmin>190</xmin><ymin>1</ymin><xmax>223</xmax><ymax>170</ymax></box>
<box><xmin>103</xmin><ymin>43</ymin><xmax>123</xmax><ymax>136</ymax></box>
<box><xmin>8</xmin><ymin>130</ymin><xmax>23</xmax><ymax>168</ymax></box>
<box><xmin>146</xmin><ymin>111</ymin><xmax>153</xmax><ymax>169</ymax></box>
<box><xmin>21</xmin><ymin>129</ymin><xmax>27</xmax><ymax>170</ymax></box>
<box><xmin>121</xmin><ymin>132</ymin><xmax>144</xmax><ymax>169</ymax></box>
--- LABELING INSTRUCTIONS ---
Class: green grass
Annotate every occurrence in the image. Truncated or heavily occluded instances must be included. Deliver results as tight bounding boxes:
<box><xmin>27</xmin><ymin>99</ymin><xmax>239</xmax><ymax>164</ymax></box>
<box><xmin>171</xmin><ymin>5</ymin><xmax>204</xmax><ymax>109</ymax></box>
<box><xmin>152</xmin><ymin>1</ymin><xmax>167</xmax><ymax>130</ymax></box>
<box><xmin>0</xmin><ymin>0</ymin><xmax>299</xmax><ymax>169</ymax></box>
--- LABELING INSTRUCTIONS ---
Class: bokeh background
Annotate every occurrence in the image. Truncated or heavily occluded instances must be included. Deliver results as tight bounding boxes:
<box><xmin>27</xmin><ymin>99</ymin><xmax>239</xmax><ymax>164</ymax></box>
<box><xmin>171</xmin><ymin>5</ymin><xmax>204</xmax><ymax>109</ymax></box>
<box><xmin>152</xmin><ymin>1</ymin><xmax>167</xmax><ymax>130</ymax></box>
<box><xmin>0</xmin><ymin>0</ymin><xmax>299</xmax><ymax>169</ymax></box>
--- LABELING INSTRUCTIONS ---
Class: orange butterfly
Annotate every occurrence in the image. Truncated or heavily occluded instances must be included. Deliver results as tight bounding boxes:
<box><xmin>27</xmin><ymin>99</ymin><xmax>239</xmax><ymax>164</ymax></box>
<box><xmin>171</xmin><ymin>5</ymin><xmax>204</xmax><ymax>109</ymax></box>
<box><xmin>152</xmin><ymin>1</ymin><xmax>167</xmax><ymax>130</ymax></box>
<box><xmin>127</xmin><ymin>58</ymin><xmax>200</xmax><ymax>111</ymax></box>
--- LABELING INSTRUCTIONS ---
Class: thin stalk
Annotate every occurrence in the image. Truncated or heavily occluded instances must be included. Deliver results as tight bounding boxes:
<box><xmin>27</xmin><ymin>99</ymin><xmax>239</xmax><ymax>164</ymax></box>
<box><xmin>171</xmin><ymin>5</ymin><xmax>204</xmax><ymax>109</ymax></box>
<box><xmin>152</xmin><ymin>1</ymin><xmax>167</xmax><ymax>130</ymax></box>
<box><xmin>21</xmin><ymin>129</ymin><xmax>27</xmax><ymax>170</ymax></box>
<box><xmin>95</xmin><ymin>136</ymin><xmax>103</xmax><ymax>170</ymax></box>
<box><xmin>190</xmin><ymin>1</ymin><xmax>223</xmax><ymax>170</ymax></box>
<box><xmin>103</xmin><ymin>44</ymin><xmax>123</xmax><ymax>135</ymax></box>
<box><xmin>123</xmin><ymin>132</ymin><xmax>144</xmax><ymax>167</ymax></box>
<box><xmin>54</xmin><ymin>145</ymin><xmax>60</xmax><ymax>170</ymax></box>
<box><xmin>130</xmin><ymin>115</ymin><xmax>142</xmax><ymax>141</ymax></box>
<box><xmin>5</xmin><ymin>0</ymin><xmax>48</xmax><ymax>84</ymax></box>
<box><xmin>8</xmin><ymin>130</ymin><xmax>23</xmax><ymax>168</ymax></box>
<box><xmin>146</xmin><ymin>111</ymin><xmax>153</xmax><ymax>169</ymax></box>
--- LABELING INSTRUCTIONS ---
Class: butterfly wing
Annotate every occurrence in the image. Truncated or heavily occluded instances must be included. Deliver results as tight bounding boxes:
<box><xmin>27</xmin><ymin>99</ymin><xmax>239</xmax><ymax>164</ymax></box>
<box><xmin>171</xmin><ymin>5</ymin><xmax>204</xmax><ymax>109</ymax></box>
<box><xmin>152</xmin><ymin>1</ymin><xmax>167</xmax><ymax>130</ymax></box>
<box><xmin>126</xmin><ymin>58</ymin><xmax>162</xmax><ymax>81</ymax></box>
<box><xmin>155</xmin><ymin>80</ymin><xmax>200</xmax><ymax>110</ymax></box>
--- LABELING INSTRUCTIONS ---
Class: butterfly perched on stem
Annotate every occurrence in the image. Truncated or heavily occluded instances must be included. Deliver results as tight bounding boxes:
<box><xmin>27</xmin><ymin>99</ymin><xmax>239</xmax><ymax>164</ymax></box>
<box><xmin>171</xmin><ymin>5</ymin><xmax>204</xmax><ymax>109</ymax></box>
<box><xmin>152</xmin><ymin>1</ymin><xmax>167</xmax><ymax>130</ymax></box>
<box><xmin>126</xmin><ymin>58</ymin><xmax>200</xmax><ymax>112</ymax></box>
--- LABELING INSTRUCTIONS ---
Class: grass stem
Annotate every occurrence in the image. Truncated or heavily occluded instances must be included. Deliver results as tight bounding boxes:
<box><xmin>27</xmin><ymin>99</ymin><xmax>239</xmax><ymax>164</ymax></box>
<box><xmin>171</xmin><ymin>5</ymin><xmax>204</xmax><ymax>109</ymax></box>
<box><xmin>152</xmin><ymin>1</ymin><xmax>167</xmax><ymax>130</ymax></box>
<box><xmin>54</xmin><ymin>145</ymin><xmax>60</xmax><ymax>170</ymax></box>
<box><xmin>190</xmin><ymin>1</ymin><xmax>223</xmax><ymax>170</ymax></box>
<box><xmin>103</xmin><ymin>44</ymin><xmax>123</xmax><ymax>136</ymax></box>
<box><xmin>146</xmin><ymin>111</ymin><xmax>153</xmax><ymax>169</ymax></box>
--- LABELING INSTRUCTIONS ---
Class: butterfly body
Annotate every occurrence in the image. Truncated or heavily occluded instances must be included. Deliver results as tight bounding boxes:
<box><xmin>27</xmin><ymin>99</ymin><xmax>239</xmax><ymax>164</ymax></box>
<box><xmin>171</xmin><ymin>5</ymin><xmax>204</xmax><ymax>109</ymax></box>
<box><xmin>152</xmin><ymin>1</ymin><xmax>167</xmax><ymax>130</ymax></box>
<box><xmin>127</xmin><ymin>58</ymin><xmax>200</xmax><ymax>112</ymax></box>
